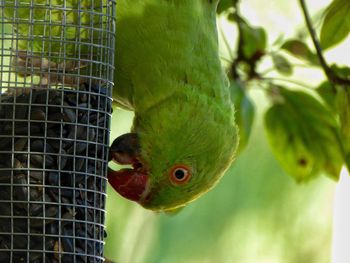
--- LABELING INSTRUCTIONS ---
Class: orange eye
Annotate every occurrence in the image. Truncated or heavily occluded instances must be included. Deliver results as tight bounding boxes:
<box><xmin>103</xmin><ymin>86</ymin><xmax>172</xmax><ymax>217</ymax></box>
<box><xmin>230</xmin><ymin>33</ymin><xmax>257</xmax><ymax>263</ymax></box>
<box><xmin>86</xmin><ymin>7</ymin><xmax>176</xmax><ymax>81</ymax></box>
<box><xmin>169</xmin><ymin>165</ymin><xmax>192</xmax><ymax>185</ymax></box>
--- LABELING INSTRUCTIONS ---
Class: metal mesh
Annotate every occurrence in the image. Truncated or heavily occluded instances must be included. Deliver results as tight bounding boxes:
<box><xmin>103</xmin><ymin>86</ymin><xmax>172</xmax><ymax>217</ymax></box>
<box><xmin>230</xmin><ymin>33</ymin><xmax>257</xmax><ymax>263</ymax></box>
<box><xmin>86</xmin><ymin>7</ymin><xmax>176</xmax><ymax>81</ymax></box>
<box><xmin>0</xmin><ymin>0</ymin><xmax>116</xmax><ymax>262</ymax></box>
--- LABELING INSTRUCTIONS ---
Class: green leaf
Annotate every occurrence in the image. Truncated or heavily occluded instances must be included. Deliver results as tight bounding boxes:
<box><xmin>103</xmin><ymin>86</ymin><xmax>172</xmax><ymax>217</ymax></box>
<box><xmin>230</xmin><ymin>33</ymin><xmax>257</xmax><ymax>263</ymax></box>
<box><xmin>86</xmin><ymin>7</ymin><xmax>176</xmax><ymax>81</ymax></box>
<box><xmin>230</xmin><ymin>81</ymin><xmax>255</xmax><ymax>154</ymax></box>
<box><xmin>272</xmin><ymin>34</ymin><xmax>285</xmax><ymax>47</ymax></box>
<box><xmin>271</xmin><ymin>54</ymin><xmax>293</xmax><ymax>76</ymax></box>
<box><xmin>281</xmin><ymin>39</ymin><xmax>319</xmax><ymax>65</ymax></box>
<box><xmin>336</xmin><ymin>88</ymin><xmax>350</xmax><ymax>162</ymax></box>
<box><xmin>316</xmin><ymin>81</ymin><xmax>337</xmax><ymax>110</ymax></box>
<box><xmin>241</xmin><ymin>24</ymin><xmax>267</xmax><ymax>59</ymax></box>
<box><xmin>330</xmin><ymin>64</ymin><xmax>350</xmax><ymax>79</ymax></box>
<box><xmin>264</xmin><ymin>87</ymin><xmax>343</xmax><ymax>182</ymax></box>
<box><xmin>320</xmin><ymin>0</ymin><xmax>350</xmax><ymax>50</ymax></box>
<box><xmin>217</xmin><ymin>0</ymin><xmax>237</xmax><ymax>14</ymax></box>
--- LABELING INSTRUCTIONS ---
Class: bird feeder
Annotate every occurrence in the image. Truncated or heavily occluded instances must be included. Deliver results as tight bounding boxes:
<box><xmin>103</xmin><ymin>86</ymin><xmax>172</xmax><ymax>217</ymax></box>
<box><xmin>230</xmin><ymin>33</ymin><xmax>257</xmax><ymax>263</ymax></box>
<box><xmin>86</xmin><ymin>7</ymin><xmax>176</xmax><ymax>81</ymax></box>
<box><xmin>0</xmin><ymin>0</ymin><xmax>116</xmax><ymax>262</ymax></box>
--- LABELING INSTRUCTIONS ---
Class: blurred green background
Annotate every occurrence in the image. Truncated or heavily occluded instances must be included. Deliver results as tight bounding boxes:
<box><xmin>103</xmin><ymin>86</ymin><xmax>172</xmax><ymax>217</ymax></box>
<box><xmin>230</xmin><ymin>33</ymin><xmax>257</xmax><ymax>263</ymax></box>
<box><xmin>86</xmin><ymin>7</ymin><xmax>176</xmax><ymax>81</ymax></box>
<box><xmin>105</xmin><ymin>0</ymin><xmax>347</xmax><ymax>262</ymax></box>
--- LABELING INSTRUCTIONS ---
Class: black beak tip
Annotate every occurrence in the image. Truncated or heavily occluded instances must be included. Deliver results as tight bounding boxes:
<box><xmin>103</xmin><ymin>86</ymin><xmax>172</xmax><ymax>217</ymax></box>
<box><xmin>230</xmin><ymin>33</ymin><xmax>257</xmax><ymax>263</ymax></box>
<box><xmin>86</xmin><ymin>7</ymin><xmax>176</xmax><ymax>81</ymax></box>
<box><xmin>110</xmin><ymin>133</ymin><xmax>140</xmax><ymax>156</ymax></box>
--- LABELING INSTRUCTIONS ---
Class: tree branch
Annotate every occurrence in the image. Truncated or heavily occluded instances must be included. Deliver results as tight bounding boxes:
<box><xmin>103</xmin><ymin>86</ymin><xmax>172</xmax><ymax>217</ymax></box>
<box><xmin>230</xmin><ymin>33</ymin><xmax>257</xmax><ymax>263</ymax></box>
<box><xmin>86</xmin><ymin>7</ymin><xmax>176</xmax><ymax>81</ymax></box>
<box><xmin>299</xmin><ymin>0</ymin><xmax>350</xmax><ymax>86</ymax></box>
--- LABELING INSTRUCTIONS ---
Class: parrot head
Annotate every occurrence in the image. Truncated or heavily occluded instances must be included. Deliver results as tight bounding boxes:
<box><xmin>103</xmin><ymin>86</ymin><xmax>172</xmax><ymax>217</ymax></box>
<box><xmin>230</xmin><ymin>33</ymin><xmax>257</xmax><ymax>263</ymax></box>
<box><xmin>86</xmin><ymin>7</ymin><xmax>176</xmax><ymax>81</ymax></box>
<box><xmin>108</xmin><ymin>93</ymin><xmax>238</xmax><ymax>212</ymax></box>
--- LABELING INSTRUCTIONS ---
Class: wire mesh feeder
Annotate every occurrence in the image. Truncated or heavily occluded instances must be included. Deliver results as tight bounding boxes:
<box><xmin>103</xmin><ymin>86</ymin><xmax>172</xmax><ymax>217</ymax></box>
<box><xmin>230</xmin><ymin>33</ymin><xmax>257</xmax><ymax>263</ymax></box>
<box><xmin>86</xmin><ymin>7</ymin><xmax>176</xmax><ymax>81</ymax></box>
<box><xmin>0</xmin><ymin>0</ymin><xmax>116</xmax><ymax>262</ymax></box>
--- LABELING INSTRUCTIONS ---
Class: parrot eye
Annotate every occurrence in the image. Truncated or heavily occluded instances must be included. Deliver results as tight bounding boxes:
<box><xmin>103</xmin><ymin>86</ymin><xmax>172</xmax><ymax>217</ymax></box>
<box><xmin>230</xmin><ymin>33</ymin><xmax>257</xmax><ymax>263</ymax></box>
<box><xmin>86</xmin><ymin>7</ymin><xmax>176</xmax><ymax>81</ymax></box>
<box><xmin>169</xmin><ymin>165</ymin><xmax>192</xmax><ymax>185</ymax></box>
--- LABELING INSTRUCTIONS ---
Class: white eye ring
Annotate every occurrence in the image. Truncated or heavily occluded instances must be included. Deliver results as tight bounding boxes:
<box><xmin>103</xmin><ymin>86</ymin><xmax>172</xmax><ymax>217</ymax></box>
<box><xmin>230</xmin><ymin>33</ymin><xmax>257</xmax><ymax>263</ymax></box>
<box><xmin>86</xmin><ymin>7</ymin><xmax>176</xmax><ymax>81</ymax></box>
<box><xmin>169</xmin><ymin>165</ymin><xmax>191</xmax><ymax>185</ymax></box>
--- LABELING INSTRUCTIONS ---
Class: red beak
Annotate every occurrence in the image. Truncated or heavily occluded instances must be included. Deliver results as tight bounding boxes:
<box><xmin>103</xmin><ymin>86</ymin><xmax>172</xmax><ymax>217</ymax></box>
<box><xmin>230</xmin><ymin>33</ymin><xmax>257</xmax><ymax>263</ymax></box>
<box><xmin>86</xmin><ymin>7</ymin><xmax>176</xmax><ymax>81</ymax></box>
<box><xmin>107</xmin><ymin>168</ymin><xmax>149</xmax><ymax>202</ymax></box>
<box><xmin>108</xmin><ymin>133</ymin><xmax>150</xmax><ymax>202</ymax></box>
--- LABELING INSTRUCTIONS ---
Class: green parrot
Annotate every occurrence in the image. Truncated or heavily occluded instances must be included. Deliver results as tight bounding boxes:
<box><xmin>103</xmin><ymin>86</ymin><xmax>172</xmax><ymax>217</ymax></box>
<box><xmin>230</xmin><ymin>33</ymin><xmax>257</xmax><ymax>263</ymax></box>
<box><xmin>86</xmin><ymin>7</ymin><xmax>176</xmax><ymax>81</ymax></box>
<box><xmin>108</xmin><ymin>0</ymin><xmax>239</xmax><ymax>212</ymax></box>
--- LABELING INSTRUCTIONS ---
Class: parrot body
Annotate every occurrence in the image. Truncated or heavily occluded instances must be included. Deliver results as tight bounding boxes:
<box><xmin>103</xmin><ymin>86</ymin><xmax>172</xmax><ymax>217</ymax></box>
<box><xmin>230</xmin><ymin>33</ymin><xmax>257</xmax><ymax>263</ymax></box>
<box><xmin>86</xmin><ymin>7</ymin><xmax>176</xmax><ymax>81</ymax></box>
<box><xmin>109</xmin><ymin>0</ymin><xmax>239</xmax><ymax>212</ymax></box>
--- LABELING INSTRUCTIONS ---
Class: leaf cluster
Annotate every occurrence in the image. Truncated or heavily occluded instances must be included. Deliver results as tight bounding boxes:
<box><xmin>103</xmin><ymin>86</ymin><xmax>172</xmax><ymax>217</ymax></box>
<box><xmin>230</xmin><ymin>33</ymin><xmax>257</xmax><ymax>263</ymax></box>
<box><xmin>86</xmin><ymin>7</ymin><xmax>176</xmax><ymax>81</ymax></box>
<box><xmin>218</xmin><ymin>0</ymin><xmax>350</xmax><ymax>182</ymax></box>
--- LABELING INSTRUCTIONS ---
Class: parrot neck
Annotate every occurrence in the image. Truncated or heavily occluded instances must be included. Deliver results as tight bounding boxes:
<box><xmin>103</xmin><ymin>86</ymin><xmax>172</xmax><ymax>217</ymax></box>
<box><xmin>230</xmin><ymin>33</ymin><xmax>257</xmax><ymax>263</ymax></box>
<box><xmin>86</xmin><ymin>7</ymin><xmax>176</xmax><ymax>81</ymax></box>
<box><xmin>132</xmin><ymin>77</ymin><xmax>232</xmax><ymax>117</ymax></box>
<box><xmin>132</xmin><ymin>85</ymin><xmax>235</xmax><ymax>136</ymax></box>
